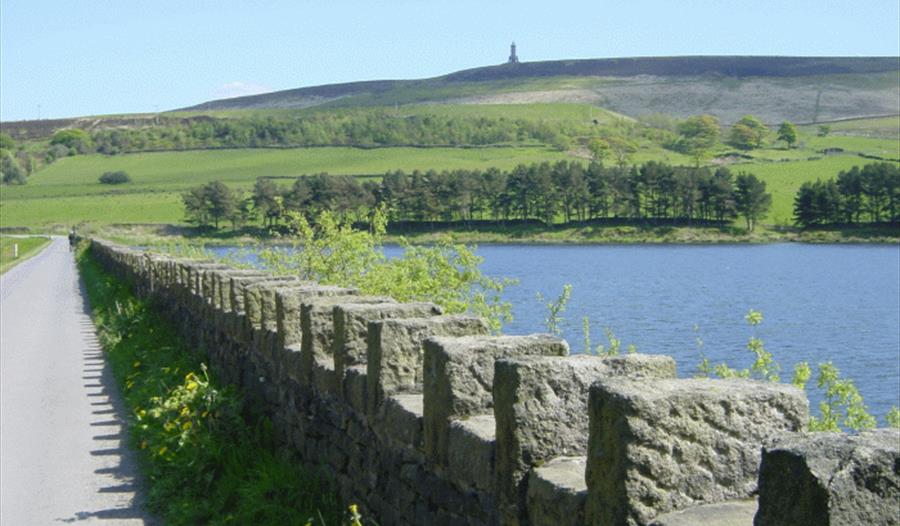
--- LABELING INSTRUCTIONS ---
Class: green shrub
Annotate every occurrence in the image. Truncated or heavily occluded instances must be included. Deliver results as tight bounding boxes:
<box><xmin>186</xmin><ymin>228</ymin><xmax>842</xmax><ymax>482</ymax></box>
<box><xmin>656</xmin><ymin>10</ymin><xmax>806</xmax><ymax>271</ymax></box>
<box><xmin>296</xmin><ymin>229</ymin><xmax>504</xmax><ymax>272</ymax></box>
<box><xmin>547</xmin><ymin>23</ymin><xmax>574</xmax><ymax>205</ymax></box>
<box><xmin>99</xmin><ymin>170</ymin><xmax>131</xmax><ymax>184</ymax></box>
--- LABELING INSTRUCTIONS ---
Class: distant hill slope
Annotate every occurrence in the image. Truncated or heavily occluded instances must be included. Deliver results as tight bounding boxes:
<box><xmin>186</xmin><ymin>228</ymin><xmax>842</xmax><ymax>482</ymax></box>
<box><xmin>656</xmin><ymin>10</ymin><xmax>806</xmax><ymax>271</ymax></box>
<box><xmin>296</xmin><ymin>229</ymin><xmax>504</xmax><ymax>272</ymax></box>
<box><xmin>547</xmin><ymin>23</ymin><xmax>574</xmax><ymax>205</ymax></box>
<box><xmin>441</xmin><ymin>56</ymin><xmax>900</xmax><ymax>81</ymax></box>
<box><xmin>181</xmin><ymin>56</ymin><xmax>900</xmax><ymax>124</ymax></box>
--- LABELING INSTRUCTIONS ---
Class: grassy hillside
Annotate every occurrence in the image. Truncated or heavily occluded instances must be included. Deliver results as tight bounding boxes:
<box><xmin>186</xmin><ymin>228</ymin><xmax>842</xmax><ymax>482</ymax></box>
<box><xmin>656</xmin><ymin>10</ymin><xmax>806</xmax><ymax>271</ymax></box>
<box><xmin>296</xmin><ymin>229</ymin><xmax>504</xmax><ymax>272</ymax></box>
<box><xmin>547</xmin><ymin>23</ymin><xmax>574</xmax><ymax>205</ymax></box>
<box><xmin>177</xmin><ymin>57</ymin><xmax>898</xmax><ymax>125</ymax></box>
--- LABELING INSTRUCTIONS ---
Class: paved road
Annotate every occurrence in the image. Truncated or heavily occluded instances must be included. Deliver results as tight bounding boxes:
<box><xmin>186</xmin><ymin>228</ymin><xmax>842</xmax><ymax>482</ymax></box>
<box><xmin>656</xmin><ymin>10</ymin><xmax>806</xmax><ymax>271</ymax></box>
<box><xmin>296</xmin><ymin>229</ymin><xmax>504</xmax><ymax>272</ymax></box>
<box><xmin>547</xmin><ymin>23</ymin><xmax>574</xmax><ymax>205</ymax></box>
<box><xmin>1</xmin><ymin>238</ymin><xmax>154</xmax><ymax>524</ymax></box>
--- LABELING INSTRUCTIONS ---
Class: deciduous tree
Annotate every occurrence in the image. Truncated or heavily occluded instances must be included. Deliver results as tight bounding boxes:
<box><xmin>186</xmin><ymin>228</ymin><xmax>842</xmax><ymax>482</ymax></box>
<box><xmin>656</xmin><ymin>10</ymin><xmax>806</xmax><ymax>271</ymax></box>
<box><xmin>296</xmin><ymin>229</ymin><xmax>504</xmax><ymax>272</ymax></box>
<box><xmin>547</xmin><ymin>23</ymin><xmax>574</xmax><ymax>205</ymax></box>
<box><xmin>776</xmin><ymin>121</ymin><xmax>798</xmax><ymax>148</ymax></box>
<box><xmin>729</xmin><ymin>115</ymin><xmax>768</xmax><ymax>150</ymax></box>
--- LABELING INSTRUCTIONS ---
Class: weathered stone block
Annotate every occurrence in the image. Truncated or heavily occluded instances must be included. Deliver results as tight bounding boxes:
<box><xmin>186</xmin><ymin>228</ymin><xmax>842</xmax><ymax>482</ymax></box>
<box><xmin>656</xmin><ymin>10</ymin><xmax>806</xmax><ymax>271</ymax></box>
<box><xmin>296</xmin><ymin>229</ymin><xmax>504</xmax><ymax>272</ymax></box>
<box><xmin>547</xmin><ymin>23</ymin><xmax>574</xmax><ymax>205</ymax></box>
<box><xmin>243</xmin><ymin>277</ymin><xmax>303</xmax><ymax>329</ymax></box>
<box><xmin>494</xmin><ymin>354</ymin><xmax>677</xmax><ymax>524</ymax></box>
<box><xmin>586</xmin><ymin>377</ymin><xmax>809</xmax><ymax>526</ymax></box>
<box><xmin>275</xmin><ymin>284</ymin><xmax>357</xmax><ymax>349</ymax></box>
<box><xmin>299</xmin><ymin>296</ymin><xmax>394</xmax><ymax>388</ymax></box>
<box><xmin>185</xmin><ymin>261</ymin><xmax>222</xmax><ymax>294</ymax></box>
<box><xmin>447</xmin><ymin>415</ymin><xmax>496</xmax><ymax>492</ymax></box>
<box><xmin>374</xmin><ymin>393</ymin><xmax>425</xmax><ymax>450</ymax></box>
<box><xmin>332</xmin><ymin>302</ymin><xmax>442</xmax><ymax>392</ymax></box>
<box><xmin>145</xmin><ymin>254</ymin><xmax>173</xmax><ymax>295</ymax></box>
<box><xmin>344</xmin><ymin>365</ymin><xmax>368</xmax><ymax>414</ymax></box>
<box><xmin>649</xmin><ymin>500</ymin><xmax>757</xmax><ymax>526</ymax></box>
<box><xmin>422</xmin><ymin>334</ymin><xmax>568</xmax><ymax>466</ymax></box>
<box><xmin>755</xmin><ymin>429</ymin><xmax>900</xmax><ymax>526</ymax></box>
<box><xmin>199</xmin><ymin>267</ymin><xmax>229</xmax><ymax>306</ymax></box>
<box><xmin>257</xmin><ymin>280</ymin><xmax>312</xmax><ymax>332</ymax></box>
<box><xmin>215</xmin><ymin>270</ymin><xmax>267</xmax><ymax>312</ymax></box>
<box><xmin>282</xmin><ymin>343</ymin><xmax>304</xmax><ymax>383</ymax></box>
<box><xmin>367</xmin><ymin>315</ymin><xmax>488</xmax><ymax>416</ymax></box>
<box><xmin>229</xmin><ymin>275</ymin><xmax>274</xmax><ymax>314</ymax></box>
<box><xmin>527</xmin><ymin>456</ymin><xmax>588</xmax><ymax>526</ymax></box>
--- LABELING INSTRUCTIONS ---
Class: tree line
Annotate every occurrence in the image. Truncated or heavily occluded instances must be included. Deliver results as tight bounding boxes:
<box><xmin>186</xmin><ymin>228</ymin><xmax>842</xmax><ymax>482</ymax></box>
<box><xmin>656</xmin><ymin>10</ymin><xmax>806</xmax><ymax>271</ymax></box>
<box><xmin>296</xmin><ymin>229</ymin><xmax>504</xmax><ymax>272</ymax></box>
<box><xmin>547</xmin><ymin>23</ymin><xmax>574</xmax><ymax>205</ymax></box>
<box><xmin>183</xmin><ymin>161</ymin><xmax>774</xmax><ymax>232</ymax></box>
<box><xmin>793</xmin><ymin>162</ymin><xmax>900</xmax><ymax>227</ymax></box>
<box><xmin>87</xmin><ymin>111</ymin><xmax>588</xmax><ymax>154</ymax></box>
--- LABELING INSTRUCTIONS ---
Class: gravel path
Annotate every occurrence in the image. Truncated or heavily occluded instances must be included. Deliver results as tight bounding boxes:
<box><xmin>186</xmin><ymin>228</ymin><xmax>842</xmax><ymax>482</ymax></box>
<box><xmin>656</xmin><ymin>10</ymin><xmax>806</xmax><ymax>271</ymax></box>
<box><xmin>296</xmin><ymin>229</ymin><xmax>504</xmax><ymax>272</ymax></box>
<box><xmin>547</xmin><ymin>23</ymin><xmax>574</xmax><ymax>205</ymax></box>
<box><xmin>1</xmin><ymin>238</ymin><xmax>155</xmax><ymax>524</ymax></box>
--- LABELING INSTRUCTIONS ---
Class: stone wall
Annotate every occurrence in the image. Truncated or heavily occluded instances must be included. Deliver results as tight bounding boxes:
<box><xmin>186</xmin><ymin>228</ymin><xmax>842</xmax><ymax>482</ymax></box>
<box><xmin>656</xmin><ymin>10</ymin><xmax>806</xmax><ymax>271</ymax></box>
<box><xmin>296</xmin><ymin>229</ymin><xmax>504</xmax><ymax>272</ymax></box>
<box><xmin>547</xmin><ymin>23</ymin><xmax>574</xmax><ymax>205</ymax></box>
<box><xmin>89</xmin><ymin>239</ymin><xmax>899</xmax><ymax>526</ymax></box>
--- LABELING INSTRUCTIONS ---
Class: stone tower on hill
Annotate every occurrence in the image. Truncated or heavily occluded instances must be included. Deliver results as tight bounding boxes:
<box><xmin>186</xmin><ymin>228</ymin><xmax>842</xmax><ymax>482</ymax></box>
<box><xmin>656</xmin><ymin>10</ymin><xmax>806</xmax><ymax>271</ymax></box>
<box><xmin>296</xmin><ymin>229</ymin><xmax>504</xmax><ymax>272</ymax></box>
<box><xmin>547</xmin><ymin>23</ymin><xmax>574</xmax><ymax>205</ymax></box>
<box><xmin>508</xmin><ymin>42</ymin><xmax>519</xmax><ymax>64</ymax></box>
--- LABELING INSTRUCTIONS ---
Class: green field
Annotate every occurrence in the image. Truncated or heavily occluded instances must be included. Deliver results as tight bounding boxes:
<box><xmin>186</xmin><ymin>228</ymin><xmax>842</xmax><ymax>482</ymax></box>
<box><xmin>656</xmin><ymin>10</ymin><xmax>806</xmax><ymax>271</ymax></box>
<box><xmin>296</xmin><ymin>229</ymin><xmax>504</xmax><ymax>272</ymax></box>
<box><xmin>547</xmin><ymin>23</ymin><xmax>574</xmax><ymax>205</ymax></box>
<box><xmin>0</xmin><ymin>146</ymin><xmax>569</xmax><ymax>227</ymax></box>
<box><xmin>2</xmin><ymin>109</ymin><xmax>897</xmax><ymax>237</ymax></box>
<box><xmin>0</xmin><ymin>236</ymin><xmax>51</xmax><ymax>274</ymax></box>
<box><xmin>801</xmin><ymin>115</ymin><xmax>900</xmax><ymax>139</ymax></box>
<box><xmin>738</xmin><ymin>156</ymin><xmax>880</xmax><ymax>225</ymax></box>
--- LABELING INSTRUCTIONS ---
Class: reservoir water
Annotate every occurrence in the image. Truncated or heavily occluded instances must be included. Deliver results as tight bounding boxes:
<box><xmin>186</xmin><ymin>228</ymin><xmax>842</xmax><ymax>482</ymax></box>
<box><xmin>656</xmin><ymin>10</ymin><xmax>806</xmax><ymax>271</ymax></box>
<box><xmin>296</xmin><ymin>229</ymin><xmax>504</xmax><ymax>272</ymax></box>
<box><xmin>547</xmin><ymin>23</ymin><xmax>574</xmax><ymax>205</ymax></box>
<box><xmin>210</xmin><ymin>243</ymin><xmax>900</xmax><ymax>424</ymax></box>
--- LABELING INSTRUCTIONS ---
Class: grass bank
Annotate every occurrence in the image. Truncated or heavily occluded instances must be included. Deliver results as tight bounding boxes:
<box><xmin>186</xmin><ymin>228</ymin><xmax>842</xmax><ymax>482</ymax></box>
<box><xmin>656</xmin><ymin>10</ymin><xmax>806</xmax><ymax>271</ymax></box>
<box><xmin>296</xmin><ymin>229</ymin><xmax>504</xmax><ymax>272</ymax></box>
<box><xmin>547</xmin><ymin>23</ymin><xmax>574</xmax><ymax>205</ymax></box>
<box><xmin>94</xmin><ymin>222</ymin><xmax>899</xmax><ymax>248</ymax></box>
<box><xmin>0</xmin><ymin>235</ymin><xmax>51</xmax><ymax>274</ymax></box>
<box><xmin>76</xmin><ymin>244</ymin><xmax>345</xmax><ymax>525</ymax></box>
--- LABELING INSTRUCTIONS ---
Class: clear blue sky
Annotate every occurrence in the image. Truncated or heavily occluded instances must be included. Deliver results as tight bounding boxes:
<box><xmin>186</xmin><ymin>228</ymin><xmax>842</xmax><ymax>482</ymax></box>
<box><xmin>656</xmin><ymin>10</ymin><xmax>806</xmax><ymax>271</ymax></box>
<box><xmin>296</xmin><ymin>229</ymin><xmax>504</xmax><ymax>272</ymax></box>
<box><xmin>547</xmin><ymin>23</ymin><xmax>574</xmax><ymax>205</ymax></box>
<box><xmin>1</xmin><ymin>0</ymin><xmax>898</xmax><ymax>121</ymax></box>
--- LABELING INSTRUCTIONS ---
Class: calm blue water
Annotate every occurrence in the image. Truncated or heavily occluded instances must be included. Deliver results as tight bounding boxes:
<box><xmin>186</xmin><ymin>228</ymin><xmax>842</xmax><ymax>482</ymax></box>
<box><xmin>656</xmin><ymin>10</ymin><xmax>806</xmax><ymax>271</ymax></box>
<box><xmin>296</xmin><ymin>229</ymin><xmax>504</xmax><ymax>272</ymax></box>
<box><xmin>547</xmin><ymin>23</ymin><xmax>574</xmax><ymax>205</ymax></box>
<box><xmin>210</xmin><ymin>243</ymin><xmax>900</xmax><ymax>424</ymax></box>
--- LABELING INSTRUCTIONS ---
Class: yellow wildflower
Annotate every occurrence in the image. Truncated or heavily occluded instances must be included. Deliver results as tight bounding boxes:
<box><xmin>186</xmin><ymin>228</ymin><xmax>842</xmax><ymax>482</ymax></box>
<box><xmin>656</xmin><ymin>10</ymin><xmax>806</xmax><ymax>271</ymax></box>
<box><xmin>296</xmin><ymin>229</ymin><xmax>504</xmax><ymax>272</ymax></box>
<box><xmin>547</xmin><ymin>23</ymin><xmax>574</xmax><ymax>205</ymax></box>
<box><xmin>180</xmin><ymin>406</ymin><xmax>190</xmax><ymax>417</ymax></box>
<box><xmin>182</xmin><ymin>421</ymin><xmax>192</xmax><ymax>431</ymax></box>
<box><xmin>348</xmin><ymin>504</ymin><xmax>362</xmax><ymax>526</ymax></box>
<box><xmin>186</xmin><ymin>381</ymin><xmax>198</xmax><ymax>391</ymax></box>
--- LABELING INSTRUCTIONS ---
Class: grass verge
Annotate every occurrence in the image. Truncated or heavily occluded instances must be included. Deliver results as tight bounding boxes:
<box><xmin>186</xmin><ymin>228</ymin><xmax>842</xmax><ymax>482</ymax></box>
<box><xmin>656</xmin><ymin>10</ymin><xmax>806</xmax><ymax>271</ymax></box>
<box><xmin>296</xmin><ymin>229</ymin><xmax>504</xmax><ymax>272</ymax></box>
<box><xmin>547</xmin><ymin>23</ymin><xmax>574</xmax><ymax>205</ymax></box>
<box><xmin>76</xmin><ymin>243</ymin><xmax>344</xmax><ymax>525</ymax></box>
<box><xmin>0</xmin><ymin>235</ymin><xmax>51</xmax><ymax>274</ymax></box>
<box><xmin>94</xmin><ymin>222</ymin><xmax>900</xmax><ymax>248</ymax></box>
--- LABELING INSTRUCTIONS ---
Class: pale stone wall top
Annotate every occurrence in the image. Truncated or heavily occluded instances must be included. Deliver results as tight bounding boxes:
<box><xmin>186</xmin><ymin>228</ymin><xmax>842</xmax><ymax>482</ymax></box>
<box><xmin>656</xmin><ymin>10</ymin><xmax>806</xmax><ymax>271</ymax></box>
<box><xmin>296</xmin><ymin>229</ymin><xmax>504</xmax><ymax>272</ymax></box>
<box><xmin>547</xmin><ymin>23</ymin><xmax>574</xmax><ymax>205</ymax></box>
<box><xmin>755</xmin><ymin>429</ymin><xmax>900</xmax><ymax>526</ymax></box>
<box><xmin>275</xmin><ymin>284</ymin><xmax>357</xmax><ymax>349</ymax></box>
<box><xmin>493</xmin><ymin>354</ymin><xmax>677</xmax><ymax>524</ymax></box>
<box><xmin>332</xmin><ymin>302</ymin><xmax>442</xmax><ymax>384</ymax></box>
<box><xmin>366</xmin><ymin>315</ymin><xmax>488</xmax><ymax>416</ymax></box>
<box><xmin>586</xmin><ymin>377</ymin><xmax>808</xmax><ymax>526</ymax></box>
<box><xmin>299</xmin><ymin>296</ymin><xmax>394</xmax><ymax>385</ymax></box>
<box><xmin>422</xmin><ymin>334</ymin><xmax>568</xmax><ymax>466</ymax></box>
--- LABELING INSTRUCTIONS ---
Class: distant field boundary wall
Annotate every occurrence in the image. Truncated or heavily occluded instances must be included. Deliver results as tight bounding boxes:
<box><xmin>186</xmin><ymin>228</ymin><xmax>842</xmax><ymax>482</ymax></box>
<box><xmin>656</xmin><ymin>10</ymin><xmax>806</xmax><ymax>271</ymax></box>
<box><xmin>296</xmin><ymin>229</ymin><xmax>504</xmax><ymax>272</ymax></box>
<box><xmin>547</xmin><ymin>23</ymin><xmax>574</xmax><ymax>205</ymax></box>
<box><xmin>88</xmin><ymin>239</ymin><xmax>900</xmax><ymax>526</ymax></box>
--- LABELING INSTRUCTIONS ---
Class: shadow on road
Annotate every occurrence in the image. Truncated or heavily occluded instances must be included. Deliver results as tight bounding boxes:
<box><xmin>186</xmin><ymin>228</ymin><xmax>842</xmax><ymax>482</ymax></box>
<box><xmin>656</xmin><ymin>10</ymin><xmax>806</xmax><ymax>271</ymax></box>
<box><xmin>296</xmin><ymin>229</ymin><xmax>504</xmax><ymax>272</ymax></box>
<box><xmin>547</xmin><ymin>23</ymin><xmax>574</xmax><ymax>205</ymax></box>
<box><xmin>57</xmin><ymin>270</ymin><xmax>157</xmax><ymax>524</ymax></box>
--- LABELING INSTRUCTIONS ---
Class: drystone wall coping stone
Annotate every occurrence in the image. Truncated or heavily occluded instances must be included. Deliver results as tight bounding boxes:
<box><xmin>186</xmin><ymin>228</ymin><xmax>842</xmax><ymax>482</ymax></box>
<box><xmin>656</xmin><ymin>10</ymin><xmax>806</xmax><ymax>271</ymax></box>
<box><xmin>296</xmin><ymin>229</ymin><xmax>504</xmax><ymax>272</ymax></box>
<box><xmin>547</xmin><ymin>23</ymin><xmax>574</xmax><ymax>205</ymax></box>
<box><xmin>243</xmin><ymin>277</ymin><xmax>305</xmax><ymax>328</ymax></box>
<box><xmin>275</xmin><ymin>284</ymin><xmax>358</xmax><ymax>349</ymax></box>
<box><xmin>755</xmin><ymin>428</ymin><xmax>900</xmax><ymax>526</ymax></box>
<box><xmin>229</xmin><ymin>275</ymin><xmax>275</xmax><ymax>314</ymax></box>
<box><xmin>493</xmin><ymin>353</ymin><xmax>677</xmax><ymax>524</ymax></box>
<box><xmin>366</xmin><ymin>315</ymin><xmax>489</xmax><ymax>417</ymax></box>
<box><xmin>203</xmin><ymin>267</ymin><xmax>256</xmax><ymax>308</ymax></box>
<box><xmin>258</xmin><ymin>279</ymin><xmax>314</xmax><ymax>330</ymax></box>
<box><xmin>344</xmin><ymin>365</ymin><xmax>368</xmax><ymax>414</ymax></box>
<box><xmin>585</xmin><ymin>377</ymin><xmax>809</xmax><ymax>526</ymax></box>
<box><xmin>215</xmin><ymin>270</ymin><xmax>268</xmax><ymax>312</ymax></box>
<box><xmin>447</xmin><ymin>415</ymin><xmax>496</xmax><ymax>492</ymax></box>
<box><xmin>332</xmin><ymin>302</ymin><xmax>443</xmax><ymax>391</ymax></box>
<box><xmin>193</xmin><ymin>263</ymin><xmax>230</xmax><ymax>292</ymax></box>
<box><xmin>648</xmin><ymin>500</ymin><xmax>757</xmax><ymax>526</ymax></box>
<box><xmin>183</xmin><ymin>261</ymin><xmax>220</xmax><ymax>293</ymax></box>
<box><xmin>526</xmin><ymin>456</ymin><xmax>588</xmax><ymax>526</ymax></box>
<box><xmin>373</xmin><ymin>393</ymin><xmax>425</xmax><ymax>450</ymax></box>
<box><xmin>299</xmin><ymin>296</ymin><xmax>395</xmax><ymax>388</ymax></box>
<box><xmin>422</xmin><ymin>334</ymin><xmax>569</xmax><ymax>466</ymax></box>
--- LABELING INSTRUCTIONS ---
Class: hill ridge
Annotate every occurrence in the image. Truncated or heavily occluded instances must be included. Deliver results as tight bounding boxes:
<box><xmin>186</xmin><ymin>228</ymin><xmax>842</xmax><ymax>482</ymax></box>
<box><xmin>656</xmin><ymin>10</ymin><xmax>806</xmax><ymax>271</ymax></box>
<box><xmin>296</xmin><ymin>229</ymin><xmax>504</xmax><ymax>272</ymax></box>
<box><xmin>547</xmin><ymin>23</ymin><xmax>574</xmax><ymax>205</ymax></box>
<box><xmin>182</xmin><ymin>55</ymin><xmax>899</xmax><ymax>111</ymax></box>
